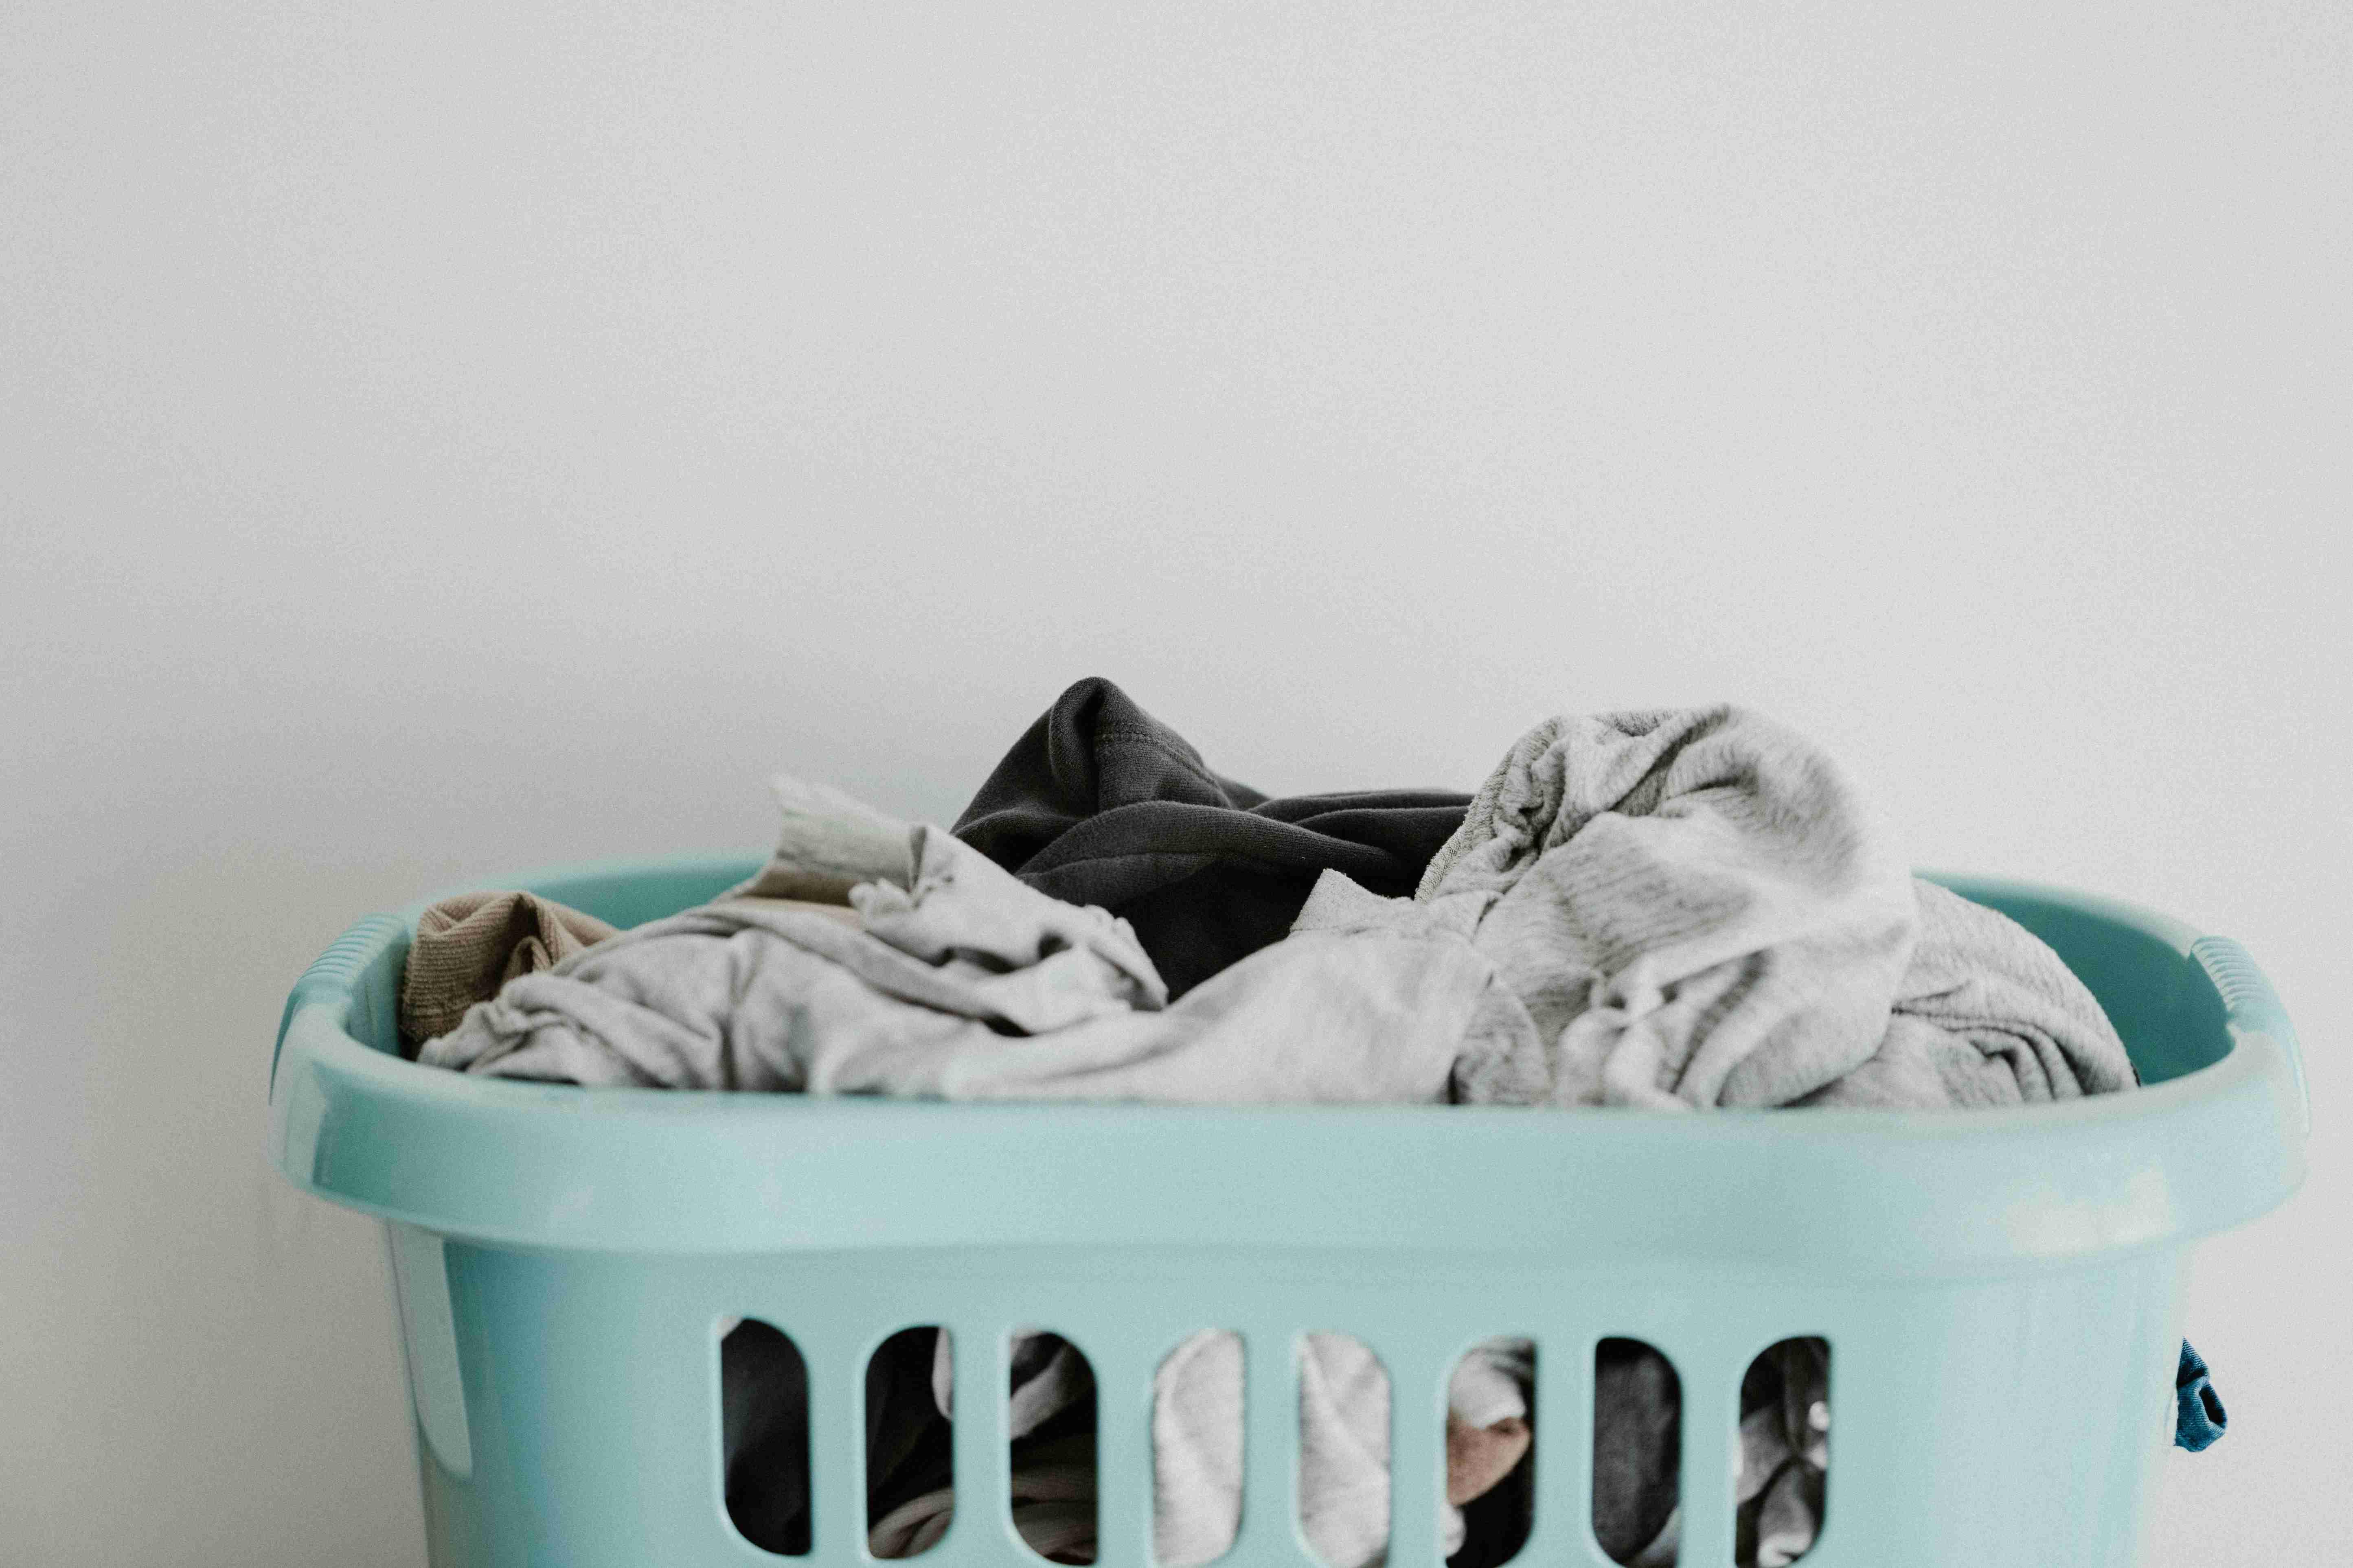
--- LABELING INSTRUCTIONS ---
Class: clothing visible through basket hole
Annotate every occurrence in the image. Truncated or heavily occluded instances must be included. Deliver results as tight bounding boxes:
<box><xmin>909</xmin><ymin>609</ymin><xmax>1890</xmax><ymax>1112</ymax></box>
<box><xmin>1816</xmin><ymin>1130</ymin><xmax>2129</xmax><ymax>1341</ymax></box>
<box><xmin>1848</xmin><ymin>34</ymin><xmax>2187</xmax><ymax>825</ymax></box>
<box><xmin>1736</xmin><ymin>1339</ymin><xmax>1830</xmax><ymax>1567</ymax></box>
<box><xmin>720</xmin><ymin>1318</ymin><xmax>811</xmax><ymax>1557</ymax></box>
<box><xmin>866</xmin><ymin>1327</ymin><xmax>954</xmax><ymax>1558</ymax></box>
<box><xmin>1152</xmin><ymin>1331</ymin><xmax>1244</xmax><ymax>1567</ymax></box>
<box><xmin>1131</xmin><ymin>1331</ymin><xmax>1542</xmax><ymax>1568</ymax></box>
<box><xmin>861</xmin><ymin>1329</ymin><xmax>1101</xmax><ymax>1562</ymax></box>
<box><xmin>1593</xmin><ymin>1339</ymin><xmax>1680</xmax><ymax>1566</ymax></box>
<box><xmin>1297</xmin><ymin>1334</ymin><xmax>1390</xmax><ymax>1568</ymax></box>
<box><xmin>1445</xmin><ymin>1340</ymin><xmax>1535</xmax><ymax>1568</ymax></box>
<box><xmin>858</xmin><ymin>1325</ymin><xmax>1536</xmax><ymax>1567</ymax></box>
<box><xmin>1006</xmin><ymin>1331</ymin><xmax>1099</xmax><ymax>1564</ymax></box>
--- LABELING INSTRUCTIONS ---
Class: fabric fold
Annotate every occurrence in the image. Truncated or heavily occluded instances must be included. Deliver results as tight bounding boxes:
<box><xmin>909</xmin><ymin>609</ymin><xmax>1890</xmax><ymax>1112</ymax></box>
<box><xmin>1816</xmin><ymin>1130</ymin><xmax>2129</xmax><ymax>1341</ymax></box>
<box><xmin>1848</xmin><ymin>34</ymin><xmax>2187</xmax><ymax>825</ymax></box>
<box><xmin>397</xmin><ymin>889</ymin><xmax>618</xmax><ymax>1053</ymax></box>
<box><xmin>954</xmin><ymin>677</ymin><xmax>1470</xmax><ymax>996</ymax></box>
<box><xmin>1415</xmin><ymin>705</ymin><xmax>1922</xmax><ymax>1109</ymax></box>
<box><xmin>421</xmin><ymin>786</ymin><xmax>1524</xmax><ymax>1107</ymax></box>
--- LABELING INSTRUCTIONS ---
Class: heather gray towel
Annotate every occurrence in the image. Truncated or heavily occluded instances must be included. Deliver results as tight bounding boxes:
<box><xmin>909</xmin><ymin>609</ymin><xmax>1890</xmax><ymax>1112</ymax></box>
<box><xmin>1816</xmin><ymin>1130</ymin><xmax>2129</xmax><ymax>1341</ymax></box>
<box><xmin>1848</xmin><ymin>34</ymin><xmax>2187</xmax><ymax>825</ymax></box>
<box><xmin>1415</xmin><ymin>706</ymin><xmax>1921</xmax><ymax>1108</ymax></box>
<box><xmin>1406</xmin><ymin>707</ymin><xmax>2131</xmax><ymax>1111</ymax></box>
<box><xmin>1807</xmin><ymin>878</ymin><xmax>2136</xmax><ymax>1107</ymax></box>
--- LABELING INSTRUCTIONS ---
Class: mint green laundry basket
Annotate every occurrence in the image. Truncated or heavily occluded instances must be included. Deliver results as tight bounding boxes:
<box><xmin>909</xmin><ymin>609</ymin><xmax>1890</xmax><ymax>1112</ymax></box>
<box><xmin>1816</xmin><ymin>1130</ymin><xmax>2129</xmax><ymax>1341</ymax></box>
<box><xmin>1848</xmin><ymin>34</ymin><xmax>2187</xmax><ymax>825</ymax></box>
<box><xmin>267</xmin><ymin>856</ymin><xmax>2308</xmax><ymax>1568</ymax></box>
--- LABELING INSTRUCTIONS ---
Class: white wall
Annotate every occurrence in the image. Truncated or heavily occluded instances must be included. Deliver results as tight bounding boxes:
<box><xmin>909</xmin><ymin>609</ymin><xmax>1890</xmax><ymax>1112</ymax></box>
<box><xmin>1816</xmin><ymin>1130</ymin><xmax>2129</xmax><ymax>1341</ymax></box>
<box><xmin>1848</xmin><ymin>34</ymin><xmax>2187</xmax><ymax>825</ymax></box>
<box><xmin>2</xmin><ymin>4</ymin><xmax>2345</xmax><ymax>1563</ymax></box>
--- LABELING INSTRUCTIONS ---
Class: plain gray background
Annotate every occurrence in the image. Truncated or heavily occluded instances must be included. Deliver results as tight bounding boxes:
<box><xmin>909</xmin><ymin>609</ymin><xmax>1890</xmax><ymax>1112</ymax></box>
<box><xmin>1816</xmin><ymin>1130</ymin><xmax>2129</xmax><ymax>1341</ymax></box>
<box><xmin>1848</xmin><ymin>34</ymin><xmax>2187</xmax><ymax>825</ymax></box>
<box><xmin>2</xmin><ymin>3</ymin><xmax>2345</xmax><ymax>1564</ymax></box>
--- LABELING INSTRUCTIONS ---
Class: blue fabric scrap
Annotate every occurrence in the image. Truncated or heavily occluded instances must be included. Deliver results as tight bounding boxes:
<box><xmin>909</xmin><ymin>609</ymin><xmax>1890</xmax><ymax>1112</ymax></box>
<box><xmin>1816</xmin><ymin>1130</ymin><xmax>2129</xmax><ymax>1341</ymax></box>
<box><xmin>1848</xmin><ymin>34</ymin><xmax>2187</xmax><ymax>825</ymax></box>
<box><xmin>2175</xmin><ymin>1339</ymin><xmax>2227</xmax><ymax>1452</ymax></box>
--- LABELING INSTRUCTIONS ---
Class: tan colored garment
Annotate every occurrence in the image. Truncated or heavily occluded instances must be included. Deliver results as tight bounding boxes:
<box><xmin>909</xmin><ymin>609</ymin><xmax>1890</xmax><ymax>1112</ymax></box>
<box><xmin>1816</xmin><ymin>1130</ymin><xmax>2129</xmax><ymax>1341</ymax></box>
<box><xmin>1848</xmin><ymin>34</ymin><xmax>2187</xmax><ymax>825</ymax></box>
<box><xmin>1447</xmin><ymin>1413</ymin><xmax>1532</xmax><ymax>1507</ymax></box>
<box><xmin>399</xmin><ymin>891</ymin><xmax>620</xmax><ymax>1052</ymax></box>
<box><xmin>400</xmin><ymin>889</ymin><xmax>862</xmax><ymax>1055</ymax></box>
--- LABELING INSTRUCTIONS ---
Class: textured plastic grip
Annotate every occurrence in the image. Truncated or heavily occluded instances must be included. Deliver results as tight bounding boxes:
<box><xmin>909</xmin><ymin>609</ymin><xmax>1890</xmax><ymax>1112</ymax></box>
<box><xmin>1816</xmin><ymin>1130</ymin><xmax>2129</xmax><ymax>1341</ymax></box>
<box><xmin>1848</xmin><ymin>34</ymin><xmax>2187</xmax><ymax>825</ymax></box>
<box><xmin>270</xmin><ymin>912</ymin><xmax>406</xmax><ymax>1089</ymax></box>
<box><xmin>2189</xmin><ymin>935</ymin><xmax>2308</xmax><ymax>1134</ymax></box>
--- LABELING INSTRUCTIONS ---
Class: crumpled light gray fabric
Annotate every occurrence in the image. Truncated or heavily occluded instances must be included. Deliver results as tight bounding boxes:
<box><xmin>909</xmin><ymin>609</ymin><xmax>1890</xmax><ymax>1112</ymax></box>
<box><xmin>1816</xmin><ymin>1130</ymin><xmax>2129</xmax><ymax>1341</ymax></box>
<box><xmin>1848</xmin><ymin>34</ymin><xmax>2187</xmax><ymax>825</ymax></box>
<box><xmin>1800</xmin><ymin>878</ymin><xmax>2138</xmax><ymax>1107</ymax></box>
<box><xmin>422</xmin><ymin>777</ymin><xmax>1537</xmax><ymax>1106</ymax></box>
<box><xmin>1414</xmin><ymin>706</ymin><xmax>1922</xmax><ymax>1109</ymax></box>
<box><xmin>1400</xmin><ymin>706</ymin><xmax>2134</xmax><ymax>1113</ymax></box>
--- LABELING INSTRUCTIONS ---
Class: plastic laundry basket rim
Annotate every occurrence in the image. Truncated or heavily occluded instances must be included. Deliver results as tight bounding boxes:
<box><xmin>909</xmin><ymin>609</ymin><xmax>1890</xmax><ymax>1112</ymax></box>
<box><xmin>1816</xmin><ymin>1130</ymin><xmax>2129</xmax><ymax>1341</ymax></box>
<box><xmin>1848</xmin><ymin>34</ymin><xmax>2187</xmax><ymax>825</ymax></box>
<box><xmin>266</xmin><ymin>854</ymin><xmax>2309</xmax><ymax>1274</ymax></box>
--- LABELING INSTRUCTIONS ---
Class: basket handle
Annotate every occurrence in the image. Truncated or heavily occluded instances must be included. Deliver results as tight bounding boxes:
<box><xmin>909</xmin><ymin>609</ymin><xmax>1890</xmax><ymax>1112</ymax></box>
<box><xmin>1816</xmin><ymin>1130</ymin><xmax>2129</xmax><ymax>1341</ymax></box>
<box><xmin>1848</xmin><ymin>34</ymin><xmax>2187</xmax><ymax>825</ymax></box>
<box><xmin>270</xmin><ymin>911</ymin><xmax>406</xmax><ymax>1090</ymax></box>
<box><xmin>2189</xmin><ymin>935</ymin><xmax>2308</xmax><ymax>1134</ymax></box>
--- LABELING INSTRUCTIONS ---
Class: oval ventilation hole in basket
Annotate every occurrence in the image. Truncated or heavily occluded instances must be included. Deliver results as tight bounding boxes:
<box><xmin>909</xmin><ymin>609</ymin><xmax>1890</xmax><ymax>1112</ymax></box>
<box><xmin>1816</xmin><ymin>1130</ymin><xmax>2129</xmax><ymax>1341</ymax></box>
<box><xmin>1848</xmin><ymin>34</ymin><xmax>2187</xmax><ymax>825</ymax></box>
<box><xmin>868</xmin><ymin>1326</ymin><xmax>955</xmax><ymax>1559</ymax></box>
<box><xmin>1008</xmin><ymin>1329</ymin><xmax>1099</xmax><ymax>1564</ymax></box>
<box><xmin>1594</xmin><ymin>1338</ymin><xmax>1680</xmax><ymax>1566</ymax></box>
<box><xmin>1735</xmin><ymin>1338</ymin><xmax>1830</xmax><ymax>1567</ymax></box>
<box><xmin>1446</xmin><ymin>1338</ymin><xmax>1535</xmax><ymax>1568</ymax></box>
<box><xmin>719</xmin><ymin>1317</ymin><xmax>811</xmax><ymax>1557</ymax></box>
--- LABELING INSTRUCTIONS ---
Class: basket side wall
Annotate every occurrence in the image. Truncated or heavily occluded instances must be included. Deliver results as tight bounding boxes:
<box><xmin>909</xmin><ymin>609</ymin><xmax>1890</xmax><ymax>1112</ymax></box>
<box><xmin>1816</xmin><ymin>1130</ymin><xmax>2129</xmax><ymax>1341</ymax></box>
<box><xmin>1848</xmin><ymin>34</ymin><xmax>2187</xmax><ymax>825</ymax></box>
<box><xmin>389</xmin><ymin>1235</ymin><xmax>2186</xmax><ymax>1568</ymax></box>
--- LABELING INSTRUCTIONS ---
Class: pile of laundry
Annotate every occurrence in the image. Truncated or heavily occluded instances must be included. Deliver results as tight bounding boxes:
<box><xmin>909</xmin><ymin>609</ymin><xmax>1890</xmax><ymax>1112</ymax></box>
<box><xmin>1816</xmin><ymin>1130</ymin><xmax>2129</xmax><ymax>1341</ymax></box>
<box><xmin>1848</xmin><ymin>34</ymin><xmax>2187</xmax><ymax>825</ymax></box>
<box><xmin>400</xmin><ymin>679</ymin><xmax>2227</xmax><ymax>1568</ymax></box>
